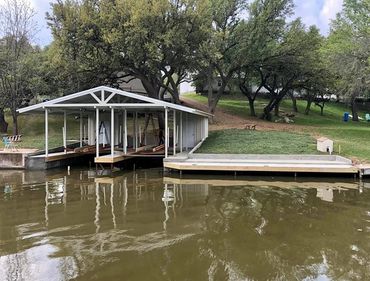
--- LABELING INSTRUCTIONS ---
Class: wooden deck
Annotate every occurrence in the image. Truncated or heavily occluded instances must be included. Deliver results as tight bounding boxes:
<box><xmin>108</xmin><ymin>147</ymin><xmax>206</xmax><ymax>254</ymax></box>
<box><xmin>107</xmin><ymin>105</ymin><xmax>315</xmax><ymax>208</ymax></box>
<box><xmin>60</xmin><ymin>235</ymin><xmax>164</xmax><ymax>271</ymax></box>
<box><xmin>30</xmin><ymin>145</ymin><xmax>165</xmax><ymax>166</ymax></box>
<box><xmin>95</xmin><ymin>151</ymin><xmax>133</xmax><ymax>164</ymax></box>
<box><xmin>164</xmin><ymin>154</ymin><xmax>359</xmax><ymax>174</ymax></box>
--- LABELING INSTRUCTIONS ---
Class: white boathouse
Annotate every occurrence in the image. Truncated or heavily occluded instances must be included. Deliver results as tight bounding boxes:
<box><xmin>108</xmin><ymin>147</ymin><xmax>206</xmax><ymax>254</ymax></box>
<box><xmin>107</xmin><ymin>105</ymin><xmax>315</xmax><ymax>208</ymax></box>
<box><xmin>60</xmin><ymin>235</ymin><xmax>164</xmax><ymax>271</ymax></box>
<box><xmin>17</xmin><ymin>86</ymin><xmax>210</xmax><ymax>167</ymax></box>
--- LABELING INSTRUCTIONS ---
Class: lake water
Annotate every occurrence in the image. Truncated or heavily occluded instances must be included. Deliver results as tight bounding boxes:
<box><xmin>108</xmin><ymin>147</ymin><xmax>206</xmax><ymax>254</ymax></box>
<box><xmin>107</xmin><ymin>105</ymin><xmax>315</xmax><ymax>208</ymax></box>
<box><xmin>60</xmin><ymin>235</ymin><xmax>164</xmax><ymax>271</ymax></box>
<box><xmin>1</xmin><ymin>168</ymin><xmax>370</xmax><ymax>281</ymax></box>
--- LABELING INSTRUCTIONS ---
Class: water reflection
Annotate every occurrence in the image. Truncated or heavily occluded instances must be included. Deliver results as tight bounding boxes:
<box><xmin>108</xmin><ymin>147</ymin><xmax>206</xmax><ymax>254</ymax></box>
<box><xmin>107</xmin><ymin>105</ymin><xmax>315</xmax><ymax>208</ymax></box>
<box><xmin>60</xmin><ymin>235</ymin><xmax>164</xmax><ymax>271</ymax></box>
<box><xmin>0</xmin><ymin>169</ymin><xmax>370</xmax><ymax>280</ymax></box>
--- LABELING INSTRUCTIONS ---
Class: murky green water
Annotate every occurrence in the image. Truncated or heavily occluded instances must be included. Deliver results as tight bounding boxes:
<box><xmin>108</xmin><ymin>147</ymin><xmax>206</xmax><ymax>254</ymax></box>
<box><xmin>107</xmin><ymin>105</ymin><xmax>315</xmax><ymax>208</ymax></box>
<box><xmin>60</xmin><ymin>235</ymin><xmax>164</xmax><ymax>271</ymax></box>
<box><xmin>1</xmin><ymin>168</ymin><xmax>370</xmax><ymax>281</ymax></box>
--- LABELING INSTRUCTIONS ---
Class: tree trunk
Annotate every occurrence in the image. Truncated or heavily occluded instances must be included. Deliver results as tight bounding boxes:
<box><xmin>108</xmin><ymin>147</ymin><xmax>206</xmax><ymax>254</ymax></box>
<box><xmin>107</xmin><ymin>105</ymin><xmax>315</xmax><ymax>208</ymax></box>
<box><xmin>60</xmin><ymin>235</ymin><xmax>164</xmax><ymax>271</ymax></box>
<box><xmin>274</xmin><ymin>102</ymin><xmax>280</xmax><ymax>117</ymax></box>
<box><xmin>261</xmin><ymin>99</ymin><xmax>275</xmax><ymax>120</ymax></box>
<box><xmin>208</xmin><ymin>83</ymin><xmax>226</xmax><ymax>115</ymax></box>
<box><xmin>12</xmin><ymin>111</ymin><xmax>18</xmax><ymax>135</ymax></box>
<box><xmin>207</xmin><ymin>68</ymin><xmax>213</xmax><ymax>110</ymax></box>
<box><xmin>351</xmin><ymin>100</ymin><xmax>359</xmax><ymax>121</ymax></box>
<box><xmin>291</xmin><ymin>94</ymin><xmax>298</xmax><ymax>112</ymax></box>
<box><xmin>248</xmin><ymin>97</ymin><xmax>256</xmax><ymax>117</ymax></box>
<box><xmin>305</xmin><ymin>100</ymin><xmax>312</xmax><ymax>115</ymax></box>
<box><xmin>0</xmin><ymin>108</ymin><xmax>8</xmax><ymax>133</ymax></box>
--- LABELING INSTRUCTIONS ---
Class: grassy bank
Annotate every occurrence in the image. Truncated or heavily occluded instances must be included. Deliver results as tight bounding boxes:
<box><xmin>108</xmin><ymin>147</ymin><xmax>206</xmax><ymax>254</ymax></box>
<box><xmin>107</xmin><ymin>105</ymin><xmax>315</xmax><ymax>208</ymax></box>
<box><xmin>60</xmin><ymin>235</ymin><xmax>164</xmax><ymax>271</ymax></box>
<box><xmin>184</xmin><ymin>93</ymin><xmax>370</xmax><ymax>161</ymax></box>
<box><xmin>2</xmin><ymin>113</ymin><xmax>81</xmax><ymax>150</ymax></box>
<box><xmin>197</xmin><ymin>130</ymin><xmax>317</xmax><ymax>154</ymax></box>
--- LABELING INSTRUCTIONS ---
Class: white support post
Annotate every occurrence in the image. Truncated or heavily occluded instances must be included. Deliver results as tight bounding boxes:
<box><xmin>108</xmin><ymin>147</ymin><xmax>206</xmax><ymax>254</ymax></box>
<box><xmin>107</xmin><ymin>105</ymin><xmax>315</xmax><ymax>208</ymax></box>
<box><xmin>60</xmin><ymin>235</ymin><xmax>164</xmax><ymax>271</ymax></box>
<box><xmin>111</xmin><ymin>107</ymin><xmax>114</xmax><ymax>157</ymax></box>
<box><xmin>96</xmin><ymin>108</ymin><xmax>100</xmax><ymax>158</ymax></box>
<box><xmin>119</xmin><ymin>125</ymin><xmax>122</xmax><ymax>144</ymax></box>
<box><xmin>173</xmin><ymin>110</ymin><xmax>176</xmax><ymax>155</ymax></box>
<box><xmin>63</xmin><ymin>111</ymin><xmax>67</xmax><ymax>153</ymax></box>
<box><xmin>144</xmin><ymin>114</ymin><xmax>147</xmax><ymax>145</ymax></box>
<box><xmin>139</xmin><ymin>126</ymin><xmax>142</xmax><ymax>145</ymax></box>
<box><xmin>165</xmin><ymin>107</ymin><xmax>168</xmax><ymax>158</ymax></box>
<box><xmin>180</xmin><ymin>112</ymin><xmax>183</xmax><ymax>153</ymax></box>
<box><xmin>101</xmin><ymin>89</ymin><xmax>105</xmax><ymax>102</ymax></box>
<box><xmin>45</xmin><ymin>109</ymin><xmax>48</xmax><ymax>157</ymax></box>
<box><xmin>123</xmin><ymin>109</ymin><xmax>127</xmax><ymax>154</ymax></box>
<box><xmin>80</xmin><ymin>112</ymin><xmax>83</xmax><ymax>147</ymax></box>
<box><xmin>134</xmin><ymin>112</ymin><xmax>138</xmax><ymax>151</ymax></box>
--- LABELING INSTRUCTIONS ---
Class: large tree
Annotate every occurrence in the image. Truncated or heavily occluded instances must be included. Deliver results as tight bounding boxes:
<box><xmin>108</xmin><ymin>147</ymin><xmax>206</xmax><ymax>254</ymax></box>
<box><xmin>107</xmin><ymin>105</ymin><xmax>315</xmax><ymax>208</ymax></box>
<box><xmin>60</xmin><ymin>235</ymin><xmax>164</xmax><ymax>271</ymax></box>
<box><xmin>324</xmin><ymin>0</ymin><xmax>370</xmax><ymax>121</ymax></box>
<box><xmin>47</xmin><ymin>0</ymin><xmax>210</xmax><ymax>103</ymax></box>
<box><xmin>0</xmin><ymin>0</ymin><xmax>39</xmax><ymax>134</ymax></box>
<box><xmin>236</xmin><ymin>0</ymin><xmax>293</xmax><ymax>117</ymax></box>
<box><xmin>258</xmin><ymin>21</ymin><xmax>324</xmax><ymax>120</ymax></box>
<box><xmin>199</xmin><ymin>0</ymin><xmax>244</xmax><ymax>114</ymax></box>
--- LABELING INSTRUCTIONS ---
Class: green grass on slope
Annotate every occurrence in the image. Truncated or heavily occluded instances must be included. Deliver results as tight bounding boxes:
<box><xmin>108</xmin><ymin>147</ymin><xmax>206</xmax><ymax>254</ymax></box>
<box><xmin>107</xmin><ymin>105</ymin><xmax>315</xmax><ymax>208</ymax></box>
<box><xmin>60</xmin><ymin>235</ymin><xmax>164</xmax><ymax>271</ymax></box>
<box><xmin>2</xmin><ymin>114</ymin><xmax>81</xmax><ymax>150</ymax></box>
<box><xmin>184</xmin><ymin>92</ymin><xmax>368</xmax><ymax>126</ymax></box>
<box><xmin>185</xmin><ymin>93</ymin><xmax>370</xmax><ymax>161</ymax></box>
<box><xmin>197</xmin><ymin>130</ymin><xmax>317</xmax><ymax>154</ymax></box>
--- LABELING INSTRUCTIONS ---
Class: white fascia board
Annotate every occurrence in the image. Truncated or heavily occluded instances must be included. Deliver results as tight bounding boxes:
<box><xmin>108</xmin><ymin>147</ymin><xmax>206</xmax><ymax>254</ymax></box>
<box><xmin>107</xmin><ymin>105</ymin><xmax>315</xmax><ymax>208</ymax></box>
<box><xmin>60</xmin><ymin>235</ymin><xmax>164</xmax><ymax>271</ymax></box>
<box><xmin>17</xmin><ymin>85</ymin><xmax>212</xmax><ymax>118</ymax></box>
<box><xmin>108</xmin><ymin>87</ymin><xmax>212</xmax><ymax>118</ymax></box>
<box><xmin>17</xmin><ymin>86</ymin><xmax>105</xmax><ymax>114</ymax></box>
<box><xmin>44</xmin><ymin>103</ymin><xmax>163</xmax><ymax>109</ymax></box>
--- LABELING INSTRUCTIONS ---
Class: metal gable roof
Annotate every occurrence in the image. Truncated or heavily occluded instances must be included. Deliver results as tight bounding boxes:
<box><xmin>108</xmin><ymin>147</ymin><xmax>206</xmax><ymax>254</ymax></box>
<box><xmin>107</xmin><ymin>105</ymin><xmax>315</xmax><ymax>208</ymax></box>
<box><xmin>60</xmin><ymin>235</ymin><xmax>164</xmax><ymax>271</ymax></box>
<box><xmin>17</xmin><ymin>86</ymin><xmax>212</xmax><ymax>118</ymax></box>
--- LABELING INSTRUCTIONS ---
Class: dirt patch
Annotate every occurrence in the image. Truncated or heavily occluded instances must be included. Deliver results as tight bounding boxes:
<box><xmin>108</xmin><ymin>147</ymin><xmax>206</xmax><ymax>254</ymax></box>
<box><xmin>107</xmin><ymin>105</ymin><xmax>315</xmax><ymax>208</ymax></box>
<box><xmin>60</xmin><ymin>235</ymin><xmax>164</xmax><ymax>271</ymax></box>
<box><xmin>181</xmin><ymin>97</ymin><xmax>312</xmax><ymax>133</ymax></box>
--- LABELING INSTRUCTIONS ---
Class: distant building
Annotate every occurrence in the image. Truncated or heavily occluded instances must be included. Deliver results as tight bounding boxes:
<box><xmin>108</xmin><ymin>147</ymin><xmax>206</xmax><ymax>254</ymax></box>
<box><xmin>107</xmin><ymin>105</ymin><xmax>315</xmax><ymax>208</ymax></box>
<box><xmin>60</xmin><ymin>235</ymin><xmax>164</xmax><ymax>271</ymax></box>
<box><xmin>195</xmin><ymin>77</ymin><xmax>231</xmax><ymax>95</ymax></box>
<box><xmin>118</xmin><ymin>74</ymin><xmax>177</xmax><ymax>102</ymax></box>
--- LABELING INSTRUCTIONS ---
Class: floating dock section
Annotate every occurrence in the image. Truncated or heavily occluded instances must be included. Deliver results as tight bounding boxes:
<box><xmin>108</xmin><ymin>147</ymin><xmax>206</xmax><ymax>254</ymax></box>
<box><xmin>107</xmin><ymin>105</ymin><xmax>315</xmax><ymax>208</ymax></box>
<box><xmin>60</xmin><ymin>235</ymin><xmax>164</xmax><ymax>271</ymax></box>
<box><xmin>164</xmin><ymin>154</ymin><xmax>359</xmax><ymax>175</ymax></box>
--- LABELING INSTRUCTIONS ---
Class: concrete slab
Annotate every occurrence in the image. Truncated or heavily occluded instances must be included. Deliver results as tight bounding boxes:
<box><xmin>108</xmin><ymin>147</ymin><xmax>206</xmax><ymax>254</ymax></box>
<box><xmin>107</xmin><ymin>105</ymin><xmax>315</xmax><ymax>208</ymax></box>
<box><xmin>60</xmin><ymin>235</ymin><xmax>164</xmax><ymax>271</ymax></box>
<box><xmin>164</xmin><ymin>153</ymin><xmax>358</xmax><ymax>174</ymax></box>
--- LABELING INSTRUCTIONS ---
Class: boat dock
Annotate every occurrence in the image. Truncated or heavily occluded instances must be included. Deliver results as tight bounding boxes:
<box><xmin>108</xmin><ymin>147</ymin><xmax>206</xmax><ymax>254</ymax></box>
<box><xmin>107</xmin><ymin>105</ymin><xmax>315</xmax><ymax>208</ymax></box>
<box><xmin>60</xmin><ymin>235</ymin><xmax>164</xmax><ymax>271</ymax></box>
<box><xmin>164</xmin><ymin>154</ymin><xmax>361</xmax><ymax>175</ymax></box>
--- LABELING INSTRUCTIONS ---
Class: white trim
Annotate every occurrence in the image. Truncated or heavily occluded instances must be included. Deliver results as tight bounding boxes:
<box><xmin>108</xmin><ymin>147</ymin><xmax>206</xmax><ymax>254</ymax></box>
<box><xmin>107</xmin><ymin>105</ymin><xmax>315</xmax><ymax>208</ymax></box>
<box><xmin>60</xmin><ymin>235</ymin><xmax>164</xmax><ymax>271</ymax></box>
<box><xmin>17</xmin><ymin>86</ymin><xmax>212</xmax><ymax>117</ymax></box>
<box><xmin>180</xmin><ymin>112</ymin><xmax>183</xmax><ymax>153</ymax></box>
<box><xmin>96</xmin><ymin>108</ymin><xmax>99</xmax><ymax>158</ymax></box>
<box><xmin>105</xmin><ymin>92</ymin><xmax>116</xmax><ymax>103</ymax></box>
<box><xmin>90</xmin><ymin>92</ymin><xmax>102</xmax><ymax>103</ymax></box>
<box><xmin>189</xmin><ymin>137</ymin><xmax>207</xmax><ymax>154</ymax></box>
<box><xmin>18</xmin><ymin>86</ymin><xmax>105</xmax><ymax>113</ymax></box>
<box><xmin>165</xmin><ymin>108</ymin><xmax>168</xmax><ymax>158</ymax></box>
<box><xmin>42</xmin><ymin>104</ymin><xmax>162</xmax><ymax>109</ymax></box>
<box><xmin>123</xmin><ymin>109</ymin><xmax>127</xmax><ymax>154</ymax></box>
<box><xmin>45</xmin><ymin>109</ymin><xmax>48</xmax><ymax>157</ymax></box>
<box><xmin>63</xmin><ymin>111</ymin><xmax>67</xmax><ymax>152</ymax></box>
<box><xmin>173</xmin><ymin>110</ymin><xmax>176</xmax><ymax>156</ymax></box>
<box><xmin>79</xmin><ymin>112</ymin><xmax>83</xmax><ymax>147</ymax></box>
<box><xmin>111</xmin><ymin>108</ymin><xmax>114</xmax><ymax>156</ymax></box>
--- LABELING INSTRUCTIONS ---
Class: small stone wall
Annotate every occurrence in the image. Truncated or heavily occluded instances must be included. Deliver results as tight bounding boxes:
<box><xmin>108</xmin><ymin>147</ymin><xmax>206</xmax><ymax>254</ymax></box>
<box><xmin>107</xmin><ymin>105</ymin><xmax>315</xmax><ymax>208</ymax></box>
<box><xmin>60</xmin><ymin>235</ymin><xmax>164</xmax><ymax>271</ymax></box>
<box><xmin>0</xmin><ymin>152</ymin><xmax>25</xmax><ymax>168</ymax></box>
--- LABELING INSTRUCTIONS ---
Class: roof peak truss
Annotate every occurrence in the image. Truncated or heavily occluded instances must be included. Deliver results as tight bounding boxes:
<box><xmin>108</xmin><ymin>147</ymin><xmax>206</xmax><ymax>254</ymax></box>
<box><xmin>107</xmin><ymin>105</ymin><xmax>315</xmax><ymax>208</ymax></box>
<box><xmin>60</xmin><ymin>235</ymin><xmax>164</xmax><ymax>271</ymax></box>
<box><xmin>18</xmin><ymin>86</ymin><xmax>212</xmax><ymax>117</ymax></box>
<box><xmin>18</xmin><ymin>86</ymin><xmax>162</xmax><ymax>113</ymax></box>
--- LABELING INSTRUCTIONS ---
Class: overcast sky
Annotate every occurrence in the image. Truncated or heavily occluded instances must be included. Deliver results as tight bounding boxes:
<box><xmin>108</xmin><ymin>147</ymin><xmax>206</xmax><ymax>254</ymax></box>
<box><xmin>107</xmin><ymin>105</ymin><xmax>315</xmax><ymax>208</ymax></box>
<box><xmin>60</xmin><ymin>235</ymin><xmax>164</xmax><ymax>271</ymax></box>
<box><xmin>1</xmin><ymin>0</ymin><xmax>344</xmax><ymax>46</ymax></box>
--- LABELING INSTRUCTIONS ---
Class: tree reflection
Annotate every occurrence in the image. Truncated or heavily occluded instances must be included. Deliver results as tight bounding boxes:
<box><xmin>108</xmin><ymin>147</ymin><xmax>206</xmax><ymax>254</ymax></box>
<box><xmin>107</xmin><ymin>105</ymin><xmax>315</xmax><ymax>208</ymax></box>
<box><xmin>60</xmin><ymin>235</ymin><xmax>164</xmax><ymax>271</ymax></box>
<box><xmin>1</xmin><ymin>169</ymin><xmax>370</xmax><ymax>280</ymax></box>
<box><xmin>198</xmin><ymin>185</ymin><xmax>370</xmax><ymax>280</ymax></box>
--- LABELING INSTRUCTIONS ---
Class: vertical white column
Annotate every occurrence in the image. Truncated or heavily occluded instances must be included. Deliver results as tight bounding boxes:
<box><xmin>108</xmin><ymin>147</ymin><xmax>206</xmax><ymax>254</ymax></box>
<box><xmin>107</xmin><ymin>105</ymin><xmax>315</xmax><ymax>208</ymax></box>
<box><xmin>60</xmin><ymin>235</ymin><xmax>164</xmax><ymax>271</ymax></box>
<box><xmin>124</xmin><ymin>109</ymin><xmax>127</xmax><ymax>154</ymax></box>
<box><xmin>63</xmin><ymin>111</ymin><xmax>67</xmax><ymax>153</ymax></box>
<box><xmin>96</xmin><ymin>107</ymin><xmax>99</xmax><ymax>158</ymax></box>
<box><xmin>133</xmin><ymin>112</ymin><xmax>136</xmax><ymax>150</ymax></box>
<box><xmin>173</xmin><ymin>110</ymin><xmax>176</xmax><ymax>155</ymax></box>
<box><xmin>80</xmin><ymin>112</ymin><xmax>83</xmax><ymax>147</ymax></box>
<box><xmin>180</xmin><ymin>112</ymin><xmax>183</xmax><ymax>153</ymax></box>
<box><xmin>111</xmin><ymin>107</ymin><xmax>114</xmax><ymax>156</ymax></box>
<box><xmin>134</xmin><ymin>112</ymin><xmax>138</xmax><ymax>151</ymax></box>
<box><xmin>165</xmin><ymin>107</ymin><xmax>168</xmax><ymax>158</ymax></box>
<box><xmin>144</xmin><ymin>113</ymin><xmax>147</xmax><ymax>145</ymax></box>
<box><xmin>45</xmin><ymin>108</ymin><xmax>48</xmax><ymax>157</ymax></box>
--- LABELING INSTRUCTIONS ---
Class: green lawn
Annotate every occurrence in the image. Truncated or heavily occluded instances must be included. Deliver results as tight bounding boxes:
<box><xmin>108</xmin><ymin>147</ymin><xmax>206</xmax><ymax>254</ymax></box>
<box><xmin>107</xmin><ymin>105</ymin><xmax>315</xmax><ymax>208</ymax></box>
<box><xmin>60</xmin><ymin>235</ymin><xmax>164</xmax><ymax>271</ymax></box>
<box><xmin>197</xmin><ymin>129</ymin><xmax>318</xmax><ymax>154</ymax></box>
<box><xmin>2</xmin><ymin>93</ymin><xmax>369</xmax><ymax>161</ymax></box>
<box><xmin>184</xmin><ymin>92</ymin><xmax>370</xmax><ymax>161</ymax></box>
<box><xmin>3</xmin><ymin>114</ymin><xmax>81</xmax><ymax>150</ymax></box>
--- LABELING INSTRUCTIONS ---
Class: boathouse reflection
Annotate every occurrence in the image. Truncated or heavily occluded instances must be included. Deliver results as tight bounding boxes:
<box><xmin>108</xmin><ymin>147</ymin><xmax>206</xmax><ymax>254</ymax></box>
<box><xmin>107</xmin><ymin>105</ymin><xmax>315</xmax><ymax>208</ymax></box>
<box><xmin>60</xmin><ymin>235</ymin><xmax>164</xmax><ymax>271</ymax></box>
<box><xmin>1</xmin><ymin>170</ymin><xmax>370</xmax><ymax>280</ymax></box>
